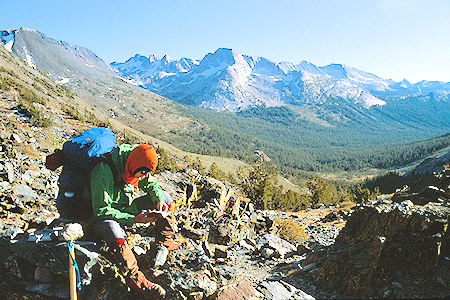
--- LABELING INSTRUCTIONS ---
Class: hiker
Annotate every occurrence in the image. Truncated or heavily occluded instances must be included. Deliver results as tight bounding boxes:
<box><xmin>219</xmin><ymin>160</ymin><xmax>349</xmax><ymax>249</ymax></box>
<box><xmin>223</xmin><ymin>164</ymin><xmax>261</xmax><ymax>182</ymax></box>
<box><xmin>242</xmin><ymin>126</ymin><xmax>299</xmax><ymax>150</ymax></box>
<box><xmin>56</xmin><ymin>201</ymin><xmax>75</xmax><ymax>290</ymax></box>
<box><xmin>54</xmin><ymin>142</ymin><xmax>178</xmax><ymax>298</ymax></box>
<box><xmin>87</xmin><ymin>143</ymin><xmax>179</xmax><ymax>297</ymax></box>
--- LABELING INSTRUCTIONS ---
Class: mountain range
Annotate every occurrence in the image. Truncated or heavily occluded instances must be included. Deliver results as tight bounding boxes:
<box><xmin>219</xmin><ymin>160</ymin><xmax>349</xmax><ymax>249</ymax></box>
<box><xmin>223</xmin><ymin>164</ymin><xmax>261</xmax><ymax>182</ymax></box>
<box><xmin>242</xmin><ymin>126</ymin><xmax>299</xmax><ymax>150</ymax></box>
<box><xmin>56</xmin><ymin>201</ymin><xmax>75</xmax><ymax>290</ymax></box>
<box><xmin>111</xmin><ymin>48</ymin><xmax>450</xmax><ymax>111</ymax></box>
<box><xmin>1</xmin><ymin>27</ymin><xmax>449</xmax><ymax>175</ymax></box>
<box><xmin>2</xmin><ymin>28</ymin><xmax>449</xmax><ymax>117</ymax></box>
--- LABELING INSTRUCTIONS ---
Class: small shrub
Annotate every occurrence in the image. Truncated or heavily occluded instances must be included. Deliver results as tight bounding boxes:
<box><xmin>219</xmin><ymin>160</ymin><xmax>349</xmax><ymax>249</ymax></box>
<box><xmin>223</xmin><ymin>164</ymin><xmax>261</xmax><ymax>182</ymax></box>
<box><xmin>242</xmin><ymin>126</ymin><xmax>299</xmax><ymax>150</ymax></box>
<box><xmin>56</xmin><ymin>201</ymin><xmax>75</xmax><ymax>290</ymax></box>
<box><xmin>118</xmin><ymin>129</ymin><xmax>141</xmax><ymax>145</ymax></box>
<box><xmin>353</xmin><ymin>186</ymin><xmax>380</xmax><ymax>203</ymax></box>
<box><xmin>273</xmin><ymin>217</ymin><xmax>308</xmax><ymax>245</ymax></box>
<box><xmin>31</xmin><ymin>82</ymin><xmax>43</xmax><ymax>92</ymax></box>
<box><xmin>62</xmin><ymin>105</ymin><xmax>109</xmax><ymax>127</ymax></box>
<box><xmin>84</xmin><ymin>109</ymin><xmax>110</xmax><ymax>127</ymax></box>
<box><xmin>306</xmin><ymin>176</ymin><xmax>339</xmax><ymax>208</ymax></box>
<box><xmin>0</xmin><ymin>66</ymin><xmax>17</xmax><ymax>77</ymax></box>
<box><xmin>62</xmin><ymin>105</ymin><xmax>82</xmax><ymax>120</ymax></box>
<box><xmin>276</xmin><ymin>189</ymin><xmax>311</xmax><ymax>211</ymax></box>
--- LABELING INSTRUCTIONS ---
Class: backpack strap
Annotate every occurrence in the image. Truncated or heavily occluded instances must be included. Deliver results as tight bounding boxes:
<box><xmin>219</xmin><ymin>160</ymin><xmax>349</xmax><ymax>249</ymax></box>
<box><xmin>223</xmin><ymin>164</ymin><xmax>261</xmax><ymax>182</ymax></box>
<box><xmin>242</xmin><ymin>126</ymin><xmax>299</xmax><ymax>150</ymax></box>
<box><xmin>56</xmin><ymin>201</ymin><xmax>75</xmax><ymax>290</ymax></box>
<box><xmin>102</xmin><ymin>154</ymin><xmax>124</xmax><ymax>188</ymax></box>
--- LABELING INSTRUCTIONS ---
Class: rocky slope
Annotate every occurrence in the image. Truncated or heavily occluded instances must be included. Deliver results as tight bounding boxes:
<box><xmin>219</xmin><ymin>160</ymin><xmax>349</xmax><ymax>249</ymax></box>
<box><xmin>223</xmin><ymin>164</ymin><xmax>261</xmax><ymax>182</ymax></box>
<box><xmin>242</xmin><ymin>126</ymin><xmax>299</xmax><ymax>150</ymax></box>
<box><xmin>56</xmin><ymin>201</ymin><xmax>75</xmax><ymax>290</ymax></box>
<box><xmin>0</xmin><ymin>84</ymin><xmax>449</xmax><ymax>299</ymax></box>
<box><xmin>301</xmin><ymin>171</ymin><xmax>449</xmax><ymax>298</ymax></box>
<box><xmin>0</xmin><ymin>92</ymin><xmax>335</xmax><ymax>299</ymax></box>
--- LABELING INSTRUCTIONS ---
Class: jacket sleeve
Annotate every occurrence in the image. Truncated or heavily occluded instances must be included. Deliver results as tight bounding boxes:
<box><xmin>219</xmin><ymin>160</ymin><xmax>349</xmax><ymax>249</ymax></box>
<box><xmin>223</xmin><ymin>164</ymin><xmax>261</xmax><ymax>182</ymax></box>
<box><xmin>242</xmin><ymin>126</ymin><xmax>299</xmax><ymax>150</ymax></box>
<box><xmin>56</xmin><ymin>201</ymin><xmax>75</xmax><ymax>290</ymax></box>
<box><xmin>90</xmin><ymin>162</ymin><xmax>135</xmax><ymax>226</ymax></box>
<box><xmin>138</xmin><ymin>176</ymin><xmax>165</xmax><ymax>204</ymax></box>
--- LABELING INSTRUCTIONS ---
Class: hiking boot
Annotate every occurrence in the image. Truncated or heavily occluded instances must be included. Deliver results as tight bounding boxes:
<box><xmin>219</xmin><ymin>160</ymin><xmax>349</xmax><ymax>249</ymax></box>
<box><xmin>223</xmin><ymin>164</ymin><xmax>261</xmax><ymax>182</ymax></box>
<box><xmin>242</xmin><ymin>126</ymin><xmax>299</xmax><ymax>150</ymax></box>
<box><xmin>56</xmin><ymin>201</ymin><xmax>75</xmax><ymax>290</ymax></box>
<box><xmin>126</xmin><ymin>271</ymin><xmax>166</xmax><ymax>298</ymax></box>
<box><xmin>111</xmin><ymin>241</ymin><xmax>138</xmax><ymax>277</ymax></box>
<box><xmin>112</xmin><ymin>241</ymin><xmax>166</xmax><ymax>298</ymax></box>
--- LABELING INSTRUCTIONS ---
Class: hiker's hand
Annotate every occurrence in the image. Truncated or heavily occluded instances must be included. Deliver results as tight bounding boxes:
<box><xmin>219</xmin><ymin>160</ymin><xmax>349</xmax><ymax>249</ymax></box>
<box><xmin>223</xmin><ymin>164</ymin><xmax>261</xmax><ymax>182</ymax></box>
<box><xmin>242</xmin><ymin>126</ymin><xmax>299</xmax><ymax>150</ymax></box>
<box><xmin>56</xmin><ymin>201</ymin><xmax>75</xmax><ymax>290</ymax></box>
<box><xmin>134</xmin><ymin>211</ymin><xmax>160</xmax><ymax>224</ymax></box>
<box><xmin>156</xmin><ymin>201</ymin><xmax>168</xmax><ymax>212</ymax></box>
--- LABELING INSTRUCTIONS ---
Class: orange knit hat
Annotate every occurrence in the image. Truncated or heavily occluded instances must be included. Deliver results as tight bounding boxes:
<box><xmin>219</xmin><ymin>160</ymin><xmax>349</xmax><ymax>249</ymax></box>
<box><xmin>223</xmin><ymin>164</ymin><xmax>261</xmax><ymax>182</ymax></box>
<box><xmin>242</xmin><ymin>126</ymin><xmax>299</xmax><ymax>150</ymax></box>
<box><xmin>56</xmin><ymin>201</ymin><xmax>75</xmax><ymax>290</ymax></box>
<box><xmin>122</xmin><ymin>144</ymin><xmax>158</xmax><ymax>187</ymax></box>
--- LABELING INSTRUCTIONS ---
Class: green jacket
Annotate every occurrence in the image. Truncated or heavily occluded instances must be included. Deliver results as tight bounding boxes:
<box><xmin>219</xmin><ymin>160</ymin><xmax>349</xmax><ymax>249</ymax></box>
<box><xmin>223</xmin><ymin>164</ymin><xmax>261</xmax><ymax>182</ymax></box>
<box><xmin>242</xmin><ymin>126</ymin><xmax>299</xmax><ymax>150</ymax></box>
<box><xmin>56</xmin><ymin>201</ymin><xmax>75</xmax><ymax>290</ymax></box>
<box><xmin>87</xmin><ymin>144</ymin><xmax>164</xmax><ymax>226</ymax></box>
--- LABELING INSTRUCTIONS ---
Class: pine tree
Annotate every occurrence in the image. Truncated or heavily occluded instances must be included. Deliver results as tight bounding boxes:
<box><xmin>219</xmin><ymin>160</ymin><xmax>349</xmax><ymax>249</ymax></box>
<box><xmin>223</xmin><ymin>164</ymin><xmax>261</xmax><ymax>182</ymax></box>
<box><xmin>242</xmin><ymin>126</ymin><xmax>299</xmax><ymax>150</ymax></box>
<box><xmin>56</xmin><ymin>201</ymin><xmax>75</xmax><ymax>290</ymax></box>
<box><xmin>208</xmin><ymin>162</ymin><xmax>226</xmax><ymax>181</ymax></box>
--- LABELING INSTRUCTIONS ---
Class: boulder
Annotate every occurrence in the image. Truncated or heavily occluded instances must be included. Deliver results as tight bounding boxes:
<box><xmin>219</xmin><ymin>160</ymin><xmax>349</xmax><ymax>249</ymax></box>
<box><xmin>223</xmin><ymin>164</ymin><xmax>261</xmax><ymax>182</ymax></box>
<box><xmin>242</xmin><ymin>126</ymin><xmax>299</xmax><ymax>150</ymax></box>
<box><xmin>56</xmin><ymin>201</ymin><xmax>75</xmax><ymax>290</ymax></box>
<box><xmin>306</xmin><ymin>198</ymin><xmax>450</xmax><ymax>298</ymax></box>
<box><xmin>256</xmin><ymin>234</ymin><xmax>296</xmax><ymax>258</ymax></box>
<box><xmin>208</xmin><ymin>218</ymin><xmax>234</xmax><ymax>245</ymax></box>
<box><xmin>209</xmin><ymin>279</ymin><xmax>260</xmax><ymax>300</ymax></box>
<box><xmin>208</xmin><ymin>215</ymin><xmax>256</xmax><ymax>246</ymax></box>
<box><xmin>258</xmin><ymin>280</ymin><xmax>314</xmax><ymax>300</ymax></box>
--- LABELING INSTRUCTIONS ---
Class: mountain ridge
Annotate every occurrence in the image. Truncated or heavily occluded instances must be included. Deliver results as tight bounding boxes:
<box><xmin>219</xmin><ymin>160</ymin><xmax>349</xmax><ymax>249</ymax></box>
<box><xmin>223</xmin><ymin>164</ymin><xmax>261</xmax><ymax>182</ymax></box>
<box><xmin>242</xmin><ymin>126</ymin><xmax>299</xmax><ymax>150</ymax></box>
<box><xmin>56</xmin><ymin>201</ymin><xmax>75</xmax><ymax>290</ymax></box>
<box><xmin>112</xmin><ymin>47</ymin><xmax>449</xmax><ymax>112</ymax></box>
<box><xmin>1</xmin><ymin>27</ymin><xmax>449</xmax><ymax>177</ymax></box>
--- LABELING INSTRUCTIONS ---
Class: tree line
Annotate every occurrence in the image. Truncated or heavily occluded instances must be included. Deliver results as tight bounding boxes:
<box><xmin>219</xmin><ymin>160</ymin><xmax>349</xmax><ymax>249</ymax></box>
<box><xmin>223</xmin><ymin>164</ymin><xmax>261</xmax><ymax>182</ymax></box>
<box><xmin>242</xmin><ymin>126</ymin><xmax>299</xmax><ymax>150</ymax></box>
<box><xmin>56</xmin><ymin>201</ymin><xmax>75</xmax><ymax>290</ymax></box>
<box><xmin>169</xmin><ymin>105</ymin><xmax>449</xmax><ymax>177</ymax></box>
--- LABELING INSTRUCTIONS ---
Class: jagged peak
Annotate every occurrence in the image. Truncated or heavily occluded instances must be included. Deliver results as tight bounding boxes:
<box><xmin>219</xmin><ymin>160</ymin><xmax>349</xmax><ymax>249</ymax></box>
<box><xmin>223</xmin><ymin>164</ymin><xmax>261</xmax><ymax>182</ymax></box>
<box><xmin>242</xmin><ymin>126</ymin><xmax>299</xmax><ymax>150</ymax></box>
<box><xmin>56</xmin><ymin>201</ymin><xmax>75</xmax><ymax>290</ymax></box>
<box><xmin>161</xmin><ymin>55</ymin><xmax>172</xmax><ymax>63</ymax></box>
<box><xmin>133</xmin><ymin>54</ymin><xmax>147</xmax><ymax>59</ymax></box>
<box><xmin>148</xmin><ymin>54</ymin><xmax>158</xmax><ymax>62</ymax></box>
<box><xmin>214</xmin><ymin>47</ymin><xmax>234</xmax><ymax>54</ymax></box>
<box><xmin>297</xmin><ymin>61</ymin><xmax>324</xmax><ymax>74</ymax></box>
<box><xmin>118</xmin><ymin>54</ymin><xmax>151</xmax><ymax>65</ymax></box>
<box><xmin>199</xmin><ymin>48</ymin><xmax>248</xmax><ymax>68</ymax></box>
<box><xmin>298</xmin><ymin>60</ymin><xmax>316</xmax><ymax>67</ymax></box>
<box><xmin>211</xmin><ymin>48</ymin><xmax>244</xmax><ymax>59</ymax></box>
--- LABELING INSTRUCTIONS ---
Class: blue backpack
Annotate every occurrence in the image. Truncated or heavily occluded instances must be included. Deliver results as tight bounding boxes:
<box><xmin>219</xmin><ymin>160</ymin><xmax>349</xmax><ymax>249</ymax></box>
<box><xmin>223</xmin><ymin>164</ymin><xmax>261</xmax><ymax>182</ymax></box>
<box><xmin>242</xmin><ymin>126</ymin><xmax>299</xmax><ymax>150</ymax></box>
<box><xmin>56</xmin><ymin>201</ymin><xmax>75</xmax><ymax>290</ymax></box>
<box><xmin>46</xmin><ymin>127</ymin><xmax>117</xmax><ymax>218</ymax></box>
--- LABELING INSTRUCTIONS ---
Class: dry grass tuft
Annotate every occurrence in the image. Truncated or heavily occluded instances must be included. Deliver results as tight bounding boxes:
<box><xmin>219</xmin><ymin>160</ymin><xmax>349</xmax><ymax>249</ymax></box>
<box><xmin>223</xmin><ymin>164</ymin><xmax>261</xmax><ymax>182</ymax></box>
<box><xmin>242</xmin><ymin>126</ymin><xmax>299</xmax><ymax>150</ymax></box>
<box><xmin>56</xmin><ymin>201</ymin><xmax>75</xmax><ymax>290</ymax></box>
<box><xmin>273</xmin><ymin>217</ymin><xmax>308</xmax><ymax>245</ymax></box>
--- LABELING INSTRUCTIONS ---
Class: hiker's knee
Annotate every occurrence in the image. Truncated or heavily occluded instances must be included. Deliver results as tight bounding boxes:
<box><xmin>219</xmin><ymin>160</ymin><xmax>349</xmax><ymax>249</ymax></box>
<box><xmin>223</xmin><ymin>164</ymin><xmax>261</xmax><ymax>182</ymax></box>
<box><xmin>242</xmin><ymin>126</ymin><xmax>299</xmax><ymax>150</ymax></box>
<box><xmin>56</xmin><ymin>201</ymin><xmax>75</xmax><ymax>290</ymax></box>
<box><xmin>90</xmin><ymin>220</ymin><xmax>126</xmax><ymax>244</ymax></box>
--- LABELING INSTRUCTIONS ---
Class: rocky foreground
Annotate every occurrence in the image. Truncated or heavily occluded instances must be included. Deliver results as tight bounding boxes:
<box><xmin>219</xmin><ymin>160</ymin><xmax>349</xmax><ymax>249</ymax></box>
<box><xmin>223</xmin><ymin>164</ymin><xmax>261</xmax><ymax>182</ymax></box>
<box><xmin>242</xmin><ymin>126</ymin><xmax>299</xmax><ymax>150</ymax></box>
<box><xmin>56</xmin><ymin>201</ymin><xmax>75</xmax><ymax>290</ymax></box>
<box><xmin>0</xmin><ymin>95</ymin><xmax>449</xmax><ymax>299</ymax></box>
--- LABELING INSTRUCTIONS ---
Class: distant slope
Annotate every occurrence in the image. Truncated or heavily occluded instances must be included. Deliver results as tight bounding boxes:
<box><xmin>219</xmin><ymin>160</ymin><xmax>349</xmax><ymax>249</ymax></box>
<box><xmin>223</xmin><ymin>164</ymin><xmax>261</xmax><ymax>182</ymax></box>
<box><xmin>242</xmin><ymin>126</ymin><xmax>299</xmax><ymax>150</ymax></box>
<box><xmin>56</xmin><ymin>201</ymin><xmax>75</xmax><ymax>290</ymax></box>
<box><xmin>412</xmin><ymin>148</ymin><xmax>450</xmax><ymax>174</ymax></box>
<box><xmin>1</xmin><ymin>28</ymin><xmax>207</xmax><ymax>142</ymax></box>
<box><xmin>9</xmin><ymin>28</ymin><xmax>115</xmax><ymax>79</ymax></box>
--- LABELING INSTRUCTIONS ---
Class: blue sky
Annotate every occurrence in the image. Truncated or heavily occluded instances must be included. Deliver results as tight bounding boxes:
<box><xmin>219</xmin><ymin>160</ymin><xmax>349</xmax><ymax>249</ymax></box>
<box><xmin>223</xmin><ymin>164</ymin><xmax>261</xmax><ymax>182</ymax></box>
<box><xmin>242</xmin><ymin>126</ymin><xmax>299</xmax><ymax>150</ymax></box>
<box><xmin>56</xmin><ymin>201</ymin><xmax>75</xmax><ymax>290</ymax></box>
<box><xmin>1</xmin><ymin>0</ymin><xmax>449</xmax><ymax>83</ymax></box>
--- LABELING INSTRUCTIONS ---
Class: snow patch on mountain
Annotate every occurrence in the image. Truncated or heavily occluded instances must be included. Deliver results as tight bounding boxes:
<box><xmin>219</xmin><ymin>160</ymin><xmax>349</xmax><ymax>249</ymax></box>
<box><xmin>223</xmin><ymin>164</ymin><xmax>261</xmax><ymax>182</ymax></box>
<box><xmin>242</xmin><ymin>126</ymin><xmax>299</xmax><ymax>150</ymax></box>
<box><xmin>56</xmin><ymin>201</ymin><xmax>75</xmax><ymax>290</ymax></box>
<box><xmin>22</xmin><ymin>46</ymin><xmax>36</xmax><ymax>69</ymax></box>
<box><xmin>56</xmin><ymin>77</ymin><xmax>70</xmax><ymax>84</ymax></box>
<box><xmin>22</xmin><ymin>27</ymin><xmax>38</xmax><ymax>32</ymax></box>
<box><xmin>321</xmin><ymin>64</ymin><xmax>391</xmax><ymax>91</ymax></box>
<box><xmin>117</xmin><ymin>75</ymin><xmax>139</xmax><ymax>86</ymax></box>
<box><xmin>4</xmin><ymin>40</ymin><xmax>14</xmax><ymax>52</ymax></box>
